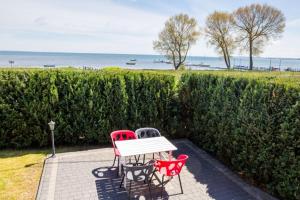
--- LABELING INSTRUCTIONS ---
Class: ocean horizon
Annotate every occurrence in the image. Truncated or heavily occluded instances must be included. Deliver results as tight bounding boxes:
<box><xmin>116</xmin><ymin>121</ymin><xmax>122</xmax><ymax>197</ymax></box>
<box><xmin>1</xmin><ymin>50</ymin><xmax>300</xmax><ymax>70</ymax></box>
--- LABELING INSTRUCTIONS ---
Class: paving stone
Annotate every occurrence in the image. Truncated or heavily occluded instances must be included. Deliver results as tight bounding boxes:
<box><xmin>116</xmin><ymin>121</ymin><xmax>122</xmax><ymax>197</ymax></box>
<box><xmin>37</xmin><ymin>140</ymin><xmax>277</xmax><ymax>200</ymax></box>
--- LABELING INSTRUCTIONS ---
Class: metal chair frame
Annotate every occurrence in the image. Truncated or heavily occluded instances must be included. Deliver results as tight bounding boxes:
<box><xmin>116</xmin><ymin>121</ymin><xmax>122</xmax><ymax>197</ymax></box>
<box><xmin>135</xmin><ymin>127</ymin><xmax>161</xmax><ymax>163</ymax></box>
<box><xmin>120</xmin><ymin>160</ymin><xmax>154</xmax><ymax>199</ymax></box>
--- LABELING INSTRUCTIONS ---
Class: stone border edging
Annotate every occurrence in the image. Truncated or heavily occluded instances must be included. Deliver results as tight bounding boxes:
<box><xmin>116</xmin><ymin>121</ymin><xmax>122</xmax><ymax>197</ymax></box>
<box><xmin>35</xmin><ymin>155</ymin><xmax>48</xmax><ymax>200</ymax></box>
<box><xmin>36</xmin><ymin>155</ymin><xmax>58</xmax><ymax>200</ymax></box>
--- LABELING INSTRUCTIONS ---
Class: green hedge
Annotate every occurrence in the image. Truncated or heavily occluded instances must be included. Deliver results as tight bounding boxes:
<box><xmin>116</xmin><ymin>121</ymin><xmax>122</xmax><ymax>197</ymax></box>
<box><xmin>0</xmin><ymin>69</ymin><xmax>177</xmax><ymax>148</ymax></box>
<box><xmin>1</xmin><ymin>69</ymin><xmax>299</xmax><ymax>199</ymax></box>
<box><xmin>178</xmin><ymin>73</ymin><xmax>300</xmax><ymax>200</ymax></box>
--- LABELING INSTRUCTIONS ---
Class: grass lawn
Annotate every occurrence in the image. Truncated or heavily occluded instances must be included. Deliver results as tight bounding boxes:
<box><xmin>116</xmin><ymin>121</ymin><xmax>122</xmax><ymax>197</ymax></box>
<box><xmin>0</xmin><ymin>146</ymin><xmax>100</xmax><ymax>200</ymax></box>
<box><xmin>0</xmin><ymin>150</ymin><xmax>48</xmax><ymax>200</ymax></box>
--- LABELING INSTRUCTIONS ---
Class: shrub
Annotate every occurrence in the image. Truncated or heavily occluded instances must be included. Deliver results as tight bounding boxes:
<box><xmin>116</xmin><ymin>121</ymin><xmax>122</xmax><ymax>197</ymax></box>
<box><xmin>0</xmin><ymin>69</ymin><xmax>177</xmax><ymax>148</ymax></box>
<box><xmin>178</xmin><ymin>72</ymin><xmax>300</xmax><ymax>199</ymax></box>
<box><xmin>1</xmin><ymin>69</ymin><xmax>299</xmax><ymax>199</ymax></box>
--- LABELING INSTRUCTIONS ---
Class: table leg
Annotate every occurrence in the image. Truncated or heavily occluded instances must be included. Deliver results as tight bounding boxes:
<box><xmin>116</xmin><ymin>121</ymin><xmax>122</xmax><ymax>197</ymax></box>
<box><xmin>118</xmin><ymin>156</ymin><xmax>122</xmax><ymax>176</ymax></box>
<box><xmin>167</xmin><ymin>151</ymin><xmax>173</xmax><ymax>181</ymax></box>
<box><xmin>124</xmin><ymin>156</ymin><xmax>127</xmax><ymax>188</ymax></box>
<box><xmin>168</xmin><ymin>151</ymin><xmax>172</xmax><ymax>160</ymax></box>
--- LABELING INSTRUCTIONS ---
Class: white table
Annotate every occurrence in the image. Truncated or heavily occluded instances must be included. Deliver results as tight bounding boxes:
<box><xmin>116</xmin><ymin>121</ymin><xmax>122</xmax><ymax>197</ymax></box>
<box><xmin>115</xmin><ymin>136</ymin><xmax>177</xmax><ymax>187</ymax></box>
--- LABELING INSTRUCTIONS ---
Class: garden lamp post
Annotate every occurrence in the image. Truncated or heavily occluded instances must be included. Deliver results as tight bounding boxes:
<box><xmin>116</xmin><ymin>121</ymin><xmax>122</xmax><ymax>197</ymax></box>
<box><xmin>48</xmin><ymin>120</ymin><xmax>56</xmax><ymax>157</ymax></box>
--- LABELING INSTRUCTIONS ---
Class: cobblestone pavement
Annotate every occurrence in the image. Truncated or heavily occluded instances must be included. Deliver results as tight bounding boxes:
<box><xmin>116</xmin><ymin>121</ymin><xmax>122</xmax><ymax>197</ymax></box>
<box><xmin>37</xmin><ymin>140</ymin><xmax>277</xmax><ymax>200</ymax></box>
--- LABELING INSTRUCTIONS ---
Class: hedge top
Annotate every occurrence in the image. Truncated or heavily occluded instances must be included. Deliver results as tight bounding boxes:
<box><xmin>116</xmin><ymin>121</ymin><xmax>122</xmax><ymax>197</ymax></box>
<box><xmin>1</xmin><ymin>68</ymin><xmax>299</xmax><ymax>88</ymax></box>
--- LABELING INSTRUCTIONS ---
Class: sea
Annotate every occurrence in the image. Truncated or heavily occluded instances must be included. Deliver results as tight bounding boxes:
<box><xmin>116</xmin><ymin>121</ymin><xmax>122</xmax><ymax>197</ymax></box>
<box><xmin>0</xmin><ymin>51</ymin><xmax>300</xmax><ymax>71</ymax></box>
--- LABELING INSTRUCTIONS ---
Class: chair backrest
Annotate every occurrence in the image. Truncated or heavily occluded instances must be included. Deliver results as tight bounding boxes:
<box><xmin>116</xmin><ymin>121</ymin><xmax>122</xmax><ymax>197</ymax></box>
<box><xmin>110</xmin><ymin>130</ymin><xmax>136</xmax><ymax>154</ymax></box>
<box><xmin>135</xmin><ymin>127</ymin><xmax>161</xmax><ymax>139</ymax></box>
<box><xmin>155</xmin><ymin>154</ymin><xmax>188</xmax><ymax>176</ymax></box>
<box><xmin>123</xmin><ymin>160</ymin><xmax>154</xmax><ymax>181</ymax></box>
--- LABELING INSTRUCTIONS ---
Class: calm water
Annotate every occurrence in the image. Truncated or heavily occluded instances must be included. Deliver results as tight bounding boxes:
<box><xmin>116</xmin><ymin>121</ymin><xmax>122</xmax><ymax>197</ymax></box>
<box><xmin>0</xmin><ymin>51</ymin><xmax>299</xmax><ymax>71</ymax></box>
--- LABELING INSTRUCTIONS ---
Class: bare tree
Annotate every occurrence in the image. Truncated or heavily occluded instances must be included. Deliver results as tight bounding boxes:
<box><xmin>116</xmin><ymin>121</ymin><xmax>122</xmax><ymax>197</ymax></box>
<box><xmin>153</xmin><ymin>14</ymin><xmax>200</xmax><ymax>70</ymax></box>
<box><xmin>233</xmin><ymin>4</ymin><xmax>285</xmax><ymax>70</ymax></box>
<box><xmin>205</xmin><ymin>11</ymin><xmax>235</xmax><ymax>69</ymax></box>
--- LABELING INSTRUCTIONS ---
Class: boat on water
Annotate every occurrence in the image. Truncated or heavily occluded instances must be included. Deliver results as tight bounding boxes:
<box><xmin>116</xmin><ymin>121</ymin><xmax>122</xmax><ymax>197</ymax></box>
<box><xmin>270</xmin><ymin>67</ymin><xmax>280</xmax><ymax>71</ymax></box>
<box><xmin>153</xmin><ymin>60</ymin><xmax>172</xmax><ymax>64</ymax></box>
<box><xmin>193</xmin><ymin>64</ymin><xmax>210</xmax><ymax>67</ymax></box>
<box><xmin>43</xmin><ymin>64</ymin><xmax>55</xmax><ymax>68</ymax></box>
<box><xmin>233</xmin><ymin>65</ymin><xmax>249</xmax><ymax>70</ymax></box>
<box><xmin>126</xmin><ymin>58</ymin><xmax>137</xmax><ymax>65</ymax></box>
<box><xmin>126</xmin><ymin>61</ymin><xmax>136</xmax><ymax>65</ymax></box>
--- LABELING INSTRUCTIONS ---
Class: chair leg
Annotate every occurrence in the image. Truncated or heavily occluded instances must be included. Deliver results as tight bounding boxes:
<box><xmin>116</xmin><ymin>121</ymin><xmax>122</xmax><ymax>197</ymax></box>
<box><xmin>128</xmin><ymin>180</ymin><xmax>132</xmax><ymax>199</ymax></box>
<box><xmin>147</xmin><ymin>179</ymin><xmax>152</xmax><ymax>199</ymax></box>
<box><xmin>134</xmin><ymin>155</ymin><xmax>140</xmax><ymax>164</ymax></box>
<box><xmin>120</xmin><ymin>174</ymin><xmax>125</xmax><ymax>188</ymax></box>
<box><xmin>161</xmin><ymin>175</ymin><xmax>164</xmax><ymax>198</ymax></box>
<box><xmin>117</xmin><ymin>156</ymin><xmax>120</xmax><ymax>168</ymax></box>
<box><xmin>150</xmin><ymin>170</ymin><xmax>157</xmax><ymax>183</ymax></box>
<box><xmin>143</xmin><ymin>154</ymin><xmax>145</xmax><ymax>164</ymax></box>
<box><xmin>178</xmin><ymin>174</ymin><xmax>183</xmax><ymax>194</ymax></box>
<box><xmin>112</xmin><ymin>155</ymin><xmax>116</xmax><ymax>167</ymax></box>
<box><xmin>116</xmin><ymin>157</ymin><xmax>120</xmax><ymax>176</ymax></box>
<box><xmin>150</xmin><ymin>173</ymin><xmax>154</xmax><ymax>183</ymax></box>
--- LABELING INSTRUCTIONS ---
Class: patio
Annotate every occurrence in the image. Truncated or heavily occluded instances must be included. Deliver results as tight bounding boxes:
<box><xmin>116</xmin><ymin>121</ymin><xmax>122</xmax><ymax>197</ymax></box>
<box><xmin>36</xmin><ymin>139</ymin><xmax>276</xmax><ymax>200</ymax></box>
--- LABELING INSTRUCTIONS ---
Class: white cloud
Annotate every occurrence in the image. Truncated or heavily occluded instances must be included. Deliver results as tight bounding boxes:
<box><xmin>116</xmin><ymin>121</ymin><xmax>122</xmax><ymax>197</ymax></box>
<box><xmin>0</xmin><ymin>0</ymin><xmax>168</xmax><ymax>53</ymax></box>
<box><xmin>0</xmin><ymin>0</ymin><xmax>299</xmax><ymax>58</ymax></box>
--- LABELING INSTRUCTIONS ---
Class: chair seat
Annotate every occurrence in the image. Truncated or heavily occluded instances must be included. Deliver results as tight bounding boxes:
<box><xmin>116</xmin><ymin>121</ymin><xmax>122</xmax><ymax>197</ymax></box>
<box><xmin>152</xmin><ymin>154</ymin><xmax>189</xmax><ymax>197</ymax></box>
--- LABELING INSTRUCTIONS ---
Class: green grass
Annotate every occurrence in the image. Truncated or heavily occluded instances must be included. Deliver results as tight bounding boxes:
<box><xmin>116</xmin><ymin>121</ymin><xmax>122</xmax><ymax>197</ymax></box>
<box><xmin>0</xmin><ymin>150</ymin><xmax>47</xmax><ymax>200</ymax></box>
<box><xmin>0</xmin><ymin>146</ymin><xmax>101</xmax><ymax>200</ymax></box>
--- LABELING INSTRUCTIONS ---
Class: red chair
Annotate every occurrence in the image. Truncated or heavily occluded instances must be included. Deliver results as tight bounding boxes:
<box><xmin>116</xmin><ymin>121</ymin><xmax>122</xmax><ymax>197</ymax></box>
<box><xmin>152</xmin><ymin>154</ymin><xmax>188</xmax><ymax>197</ymax></box>
<box><xmin>110</xmin><ymin>130</ymin><xmax>137</xmax><ymax>169</ymax></box>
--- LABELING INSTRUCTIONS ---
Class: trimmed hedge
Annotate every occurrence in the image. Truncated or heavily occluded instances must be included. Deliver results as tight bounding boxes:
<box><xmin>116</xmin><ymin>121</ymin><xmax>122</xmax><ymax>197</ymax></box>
<box><xmin>0</xmin><ymin>69</ymin><xmax>177</xmax><ymax>148</ymax></box>
<box><xmin>0</xmin><ymin>69</ymin><xmax>299</xmax><ymax>199</ymax></box>
<box><xmin>178</xmin><ymin>73</ymin><xmax>300</xmax><ymax>200</ymax></box>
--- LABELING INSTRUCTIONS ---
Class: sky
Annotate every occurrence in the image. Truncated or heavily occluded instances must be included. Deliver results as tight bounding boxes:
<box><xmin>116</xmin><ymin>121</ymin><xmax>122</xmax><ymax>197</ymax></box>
<box><xmin>0</xmin><ymin>0</ymin><xmax>300</xmax><ymax>58</ymax></box>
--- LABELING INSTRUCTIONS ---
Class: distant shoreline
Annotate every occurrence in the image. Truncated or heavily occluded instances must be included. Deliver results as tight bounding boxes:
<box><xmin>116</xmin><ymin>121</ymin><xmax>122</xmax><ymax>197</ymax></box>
<box><xmin>0</xmin><ymin>51</ymin><xmax>299</xmax><ymax>70</ymax></box>
<box><xmin>0</xmin><ymin>50</ymin><xmax>299</xmax><ymax>60</ymax></box>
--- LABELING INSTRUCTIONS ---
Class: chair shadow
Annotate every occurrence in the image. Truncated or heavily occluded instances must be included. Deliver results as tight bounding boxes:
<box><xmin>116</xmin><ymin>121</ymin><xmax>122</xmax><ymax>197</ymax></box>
<box><xmin>92</xmin><ymin>166</ymin><xmax>119</xmax><ymax>178</ymax></box>
<box><xmin>92</xmin><ymin>166</ymin><xmax>170</xmax><ymax>199</ymax></box>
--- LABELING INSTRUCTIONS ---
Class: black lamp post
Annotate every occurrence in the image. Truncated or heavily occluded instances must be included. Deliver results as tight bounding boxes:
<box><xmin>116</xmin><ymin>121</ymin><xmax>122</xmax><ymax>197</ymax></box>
<box><xmin>48</xmin><ymin>120</ymin><xmax>56</xmax><ymax>157</ymax></box>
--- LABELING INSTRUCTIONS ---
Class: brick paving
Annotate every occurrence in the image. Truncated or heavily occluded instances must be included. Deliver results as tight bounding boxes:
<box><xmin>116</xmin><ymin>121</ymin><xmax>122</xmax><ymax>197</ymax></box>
<box><xmin>37</xmin><ymin>140</ymin><xmax>277</xmax><ymax>200</ymax></box>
